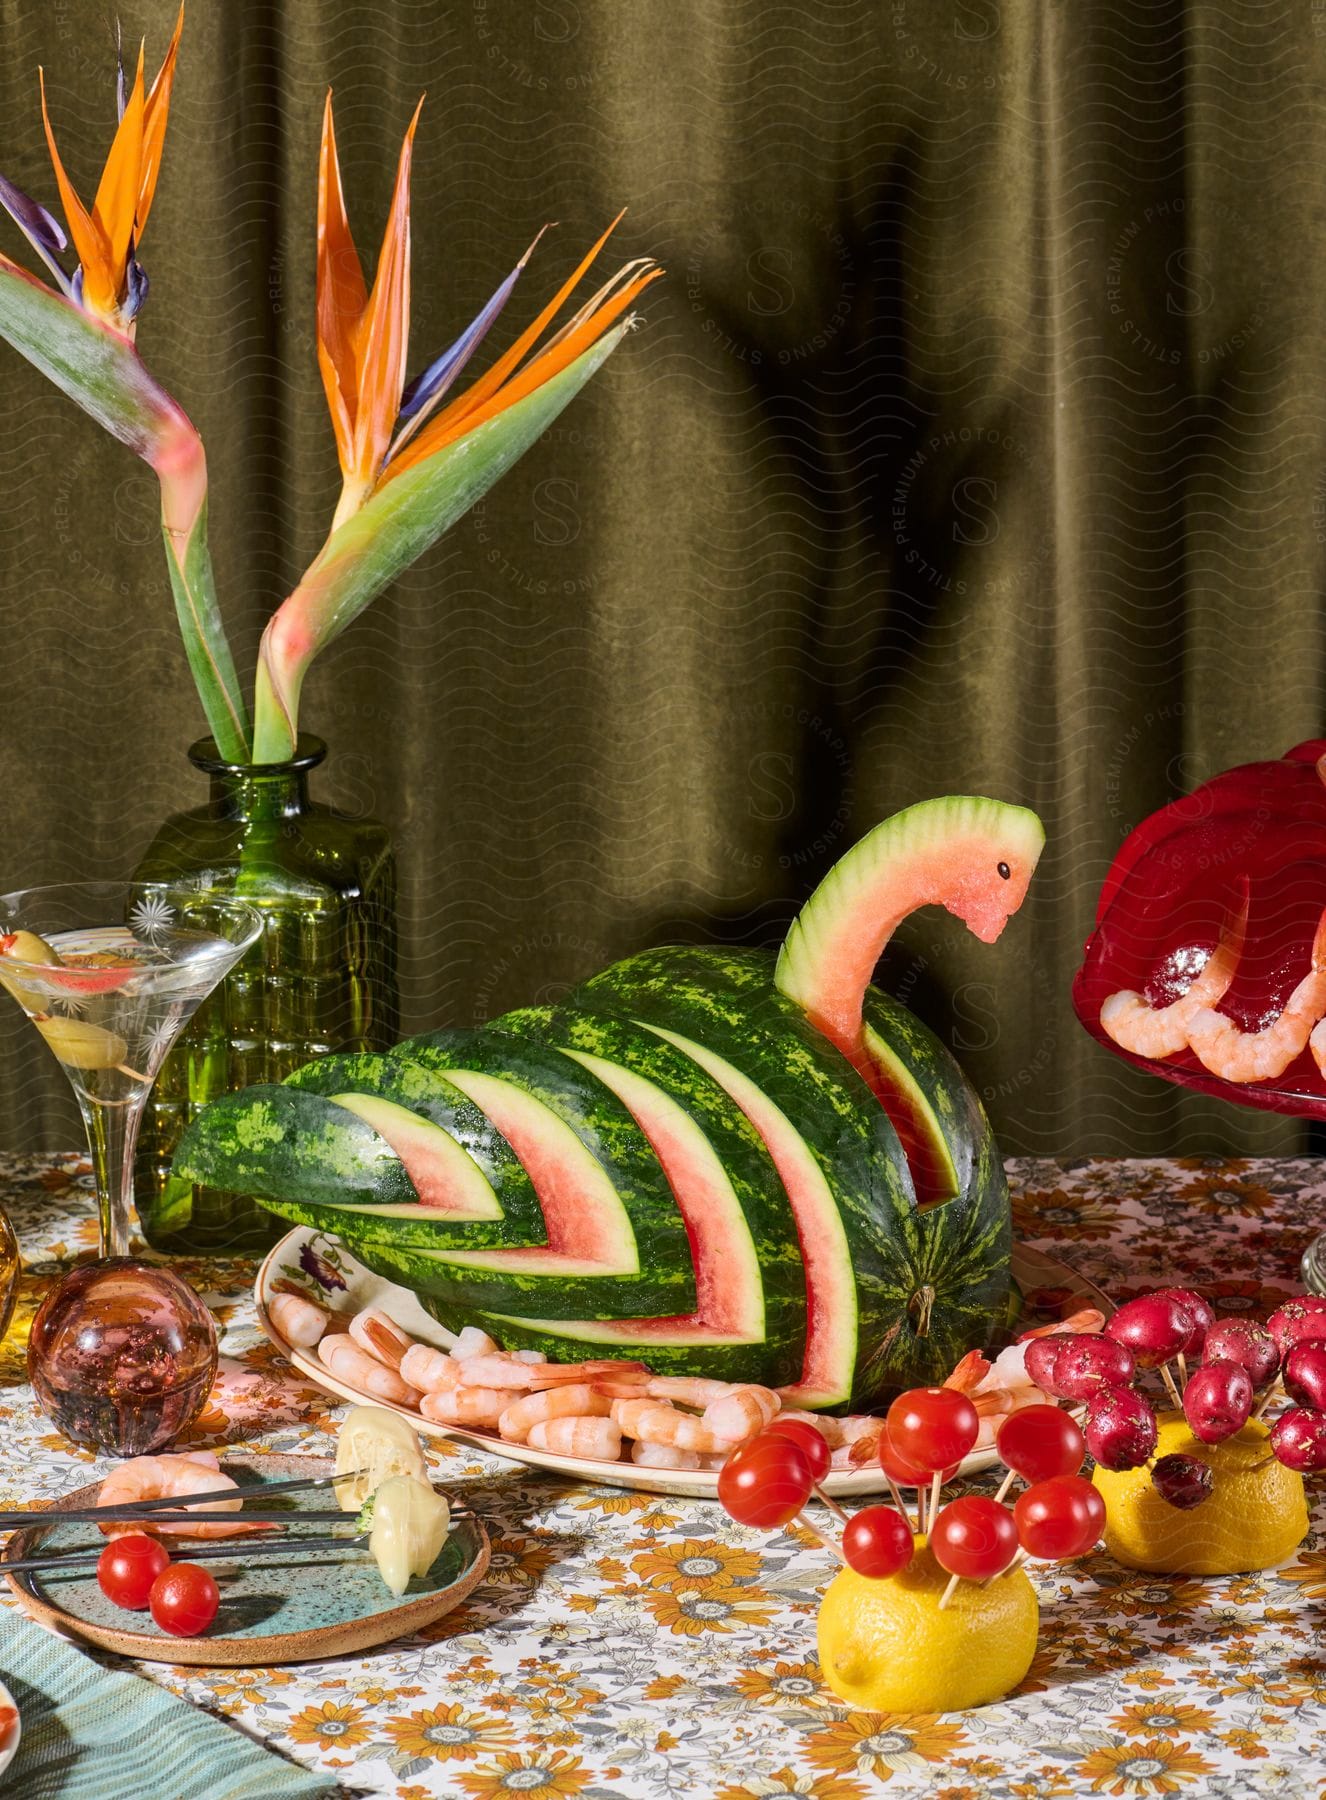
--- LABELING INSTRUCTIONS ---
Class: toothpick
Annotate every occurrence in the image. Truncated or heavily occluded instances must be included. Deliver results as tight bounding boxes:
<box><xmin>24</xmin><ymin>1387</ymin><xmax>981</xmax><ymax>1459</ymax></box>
<box><xmin>993</xmin><ymin>1468</ymin><xmax>1017</xmax><ymax>1504</ymax></box>
<box><xmin>1176</xmin><ymin>1351</ymin><xmax>1189</xmax><ymax>1387</ymax></box>
<box><xmin>915</xmin><ymin>1483</ymin><xmax>927</xmax><ymax>1535</ymax></box>
<box><xmin>882</xmin><ymin>1472</ymin><xmax>916</xmax><ymax>1533</ymax></box>
<box><xmin>937</xmin><ymin>1571</ymin><xmax>961</xmax><ymax>1611</ymax></box>
<box><xmin>1252</xmin><ymin>1381</ymin><xmax>1283</xmax><ymax>1423</ymax></box>
<box><xmin>796</xmin><ymin>1510</ymin><xmax>846</xmax><ymax>1563</ymax></box>
<box><xmin>981</xmin><ymin>1547</ymin><xmax>1029</xmax><ymax>1588</ymax></box>
<box><xmin>929</xmin><ymin>1469</ymin><xmax>942</xmax><ymax>1530</ymax></box>
<box><xmin>1159</xmin><ymin>1360</ymin><xmax>1184</xmax><ymax>1410</ymax></box>
<box><xmin>815</xmin><ymin>1486</ymin><xmax>849</xmax><ymax>1525</ymax></box>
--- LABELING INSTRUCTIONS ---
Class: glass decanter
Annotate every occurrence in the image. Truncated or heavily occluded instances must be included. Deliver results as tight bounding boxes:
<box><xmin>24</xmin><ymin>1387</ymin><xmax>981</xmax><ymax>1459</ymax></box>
<box><xmin>0</xmin><ymin>881</ymin><xmax>261</xmax><ymax>1453</ymax></box>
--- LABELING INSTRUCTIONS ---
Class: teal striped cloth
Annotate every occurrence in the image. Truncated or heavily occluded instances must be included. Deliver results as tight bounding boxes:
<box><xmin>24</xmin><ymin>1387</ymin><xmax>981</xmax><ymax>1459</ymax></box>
<box><xmin>0</xmin><ymin>1611</ymin><xmax>341</xmax><ymax>1799</ymax></box>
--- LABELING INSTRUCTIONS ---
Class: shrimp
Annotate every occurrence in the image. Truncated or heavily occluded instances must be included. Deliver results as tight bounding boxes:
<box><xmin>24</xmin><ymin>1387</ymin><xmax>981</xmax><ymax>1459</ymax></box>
<box><xmin>318</xmin><ymin>1334</ymin><xmax>422</xmax><ymax>1408</ymax></box>
<box><xmin>1185</xmin><ymin>905</ymin><xmax>1326</xmax><ymax>1082</ymax></box>
<box><xmin>451</xmin><ymin>1326</ymin><xmax>499</xmax><ymax>1360</ymax></box>
<box><xmin>835</xmin><ymin>1438</ymin><xmax>880</xmax><ymax>1471</ymax></box>
<box><xmin>631</xmin><ymin>1439</ymin><xmax>701</xmax><ymax>1470</ymax></box>
<box><xmin>527</xmin><ymin>1417</ymin><xmax>623</xmax><ymax>1459</ymax></box>
<box><xmin>1100</xmin><ymin>881</ymin><xmax>1248</xmax><ymax>1058</ymax></box>
<box><xmin>610</xmin><ymin>1398</ymin><xmax>724</xmax><ymax>1453</ymax></box>
<box><xmin>702</xmin><ymin>1384</ymin><xmax>780</xmax><ymax>1443</ymax></box>
<box><xmin>456</xmin><ymin>1353</ymin><xmax>647</xmax><ymax>1392</ymax></box>
<box><xmin>839</xmin><ymin>1415</ymin><xmax>883</xmax><ymax>1446</ymax></box>
<box><xmin>777</xmin><ymin>1410</ymin><xmax>845</xmax><ymax>1448</ymax></box>
<box><xmin>96</xmin><ymin>1455</ymin><xmax>267</xmax><ymax>1539</ymax></box>
<box><xmin>268</xmin><ymin>1289</ymin><xmax>332</xmax><ymax>1349</ymax></box>
<box><xmin>348</xmin><ymin>1307</ymin><xmax>414</xmax><ymax>1370</ymax></box>
<box><xmin>498</xmin><ymin>1384</ymin><xmax>612</xmax><ymax>1445</ymax></box>
<box><xmin>399</xmin><ymin>1344</ymin><xmax>456</xmax><ymax>1393</ymax></box>
<box><xmin>420</xmin><ymin>1386</ymin><xmax>508</xmax><ymax>1428</ymax></box>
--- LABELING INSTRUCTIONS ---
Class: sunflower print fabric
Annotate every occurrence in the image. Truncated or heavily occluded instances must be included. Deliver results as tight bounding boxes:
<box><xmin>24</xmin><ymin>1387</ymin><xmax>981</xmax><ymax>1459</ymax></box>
<box><xmin>0</xmin><ymin>1151</ymin><xmax>1323</xmax><ymax>1799</ymax></box>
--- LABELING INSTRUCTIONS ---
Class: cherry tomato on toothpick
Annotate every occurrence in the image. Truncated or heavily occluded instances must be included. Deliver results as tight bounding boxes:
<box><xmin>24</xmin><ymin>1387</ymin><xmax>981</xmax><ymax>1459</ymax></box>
<box><xmin>877</xmin><ymin>1425</ymin><xmax>960</xmax><ymax>1489</ymax></box>
<box><xmin>1013</xmin><ymin>1476</ymin><xmax>1105</xmax><ymax>1561</ymax></box>
<box><xmin>148</xmin><ymin>1563</ymin><xmax>219</xmax><ymax>1637</ymax></box>
<box><xmin>760</xmin><ymin>1419</ymin><xmax>831</xmax><ymax>1484</ymax></box>
<box><xmin>717</xmin><ymin>1437</ymin><xmax>814</xmax><ymax>1529</ymax></box>
<box><xmin>842</xmin><ymin>1506</ymin><xmax>914</xmax><ymax>1579</ymax></box>
<box><xmin>97</xmin><ymin>1533</ymin><xmax>170</xmax><ymax>1611</ymax></box>
<box><xmin>886</xmin><ymin>1387</ymin><xmax>980</xmax><ymax>1472</ymax></box>
<box><xmin>995</xmin><ymin>1404</ymin><xmax>1086</xmax><ymax>1483</ymax></box>
<box><xmin>928</xmin><ymin>1496</ymin><xmax>1019</xmax><ymax>1581</ymax></box>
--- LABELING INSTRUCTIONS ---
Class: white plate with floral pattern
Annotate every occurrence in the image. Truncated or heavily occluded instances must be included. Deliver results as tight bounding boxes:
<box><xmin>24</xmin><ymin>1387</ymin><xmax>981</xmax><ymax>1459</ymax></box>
<box><xmin>255</xmin><ymin>1227</ymin><xmax>1109</xmax><ymax>1499</ymax></box>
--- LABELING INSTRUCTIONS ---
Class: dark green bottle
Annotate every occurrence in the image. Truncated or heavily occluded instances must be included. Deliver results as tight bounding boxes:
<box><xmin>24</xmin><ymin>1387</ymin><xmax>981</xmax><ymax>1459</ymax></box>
<box><xmin>132</xmin><ymin>736</ymin><xmax>399</xmax><ymax>1253</ymax></box>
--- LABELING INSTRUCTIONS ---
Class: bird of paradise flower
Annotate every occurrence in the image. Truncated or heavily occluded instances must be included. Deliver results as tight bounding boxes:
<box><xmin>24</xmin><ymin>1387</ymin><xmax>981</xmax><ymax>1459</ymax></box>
<box><xmin>0</xmin><ymin>8</ymin><xmax>660</xmax><ymax>765</ymax></box>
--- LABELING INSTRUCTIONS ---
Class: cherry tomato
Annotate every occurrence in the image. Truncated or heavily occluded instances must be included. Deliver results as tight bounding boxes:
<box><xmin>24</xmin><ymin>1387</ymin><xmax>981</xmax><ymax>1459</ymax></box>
<box><xmin>841</xmin><ymin>1505</ymin><xmax>914</xmax><ymax>1579</ymax></box>
<box><xmin>886</xmin><ymin>1387</ymin><xmax>980</xmax><ymax>1472</ymax></box>
<box><xmin>996</xmin><ymin>1404</ymin><xmax>1085</xmax><ymax>1483</ymax></box>
<box><xmin>716</xmin><ymin>1437</ymin><xmax>813</xmax><ymax>1529</ymax></box>
<box><xmin>148</xmin><ymin>1562</ymin><xmax>220</xmax><ymax>1637</ymax></box>
<box><xmin>96</xmin><ymin>1533</ymin><xmax>170</xmax><ymax>1611</ymax></box>
<box><xmin>877</xmin><ymin>1424</ymin><xmax>960</xmax><ymax>1489</ymax></box>
<box><xmin>1013</xmin><ymin>1475</ymin><xmax>1106</xmax><ymax>1561</ymax></box>
<box><xmin>759</xmin><ymin>1419</ymin><xmax>831</xmax><ymax>1484</ymax></box>
<box><xmin>928</xmin><ymin>1495</ymin><xmax>1019</xmax><ymax>1581</ymax></box>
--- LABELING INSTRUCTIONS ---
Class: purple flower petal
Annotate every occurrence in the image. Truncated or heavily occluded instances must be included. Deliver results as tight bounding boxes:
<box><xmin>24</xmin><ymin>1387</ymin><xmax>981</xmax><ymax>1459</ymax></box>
<box><xmin>124</xmin><ymin>253</ymin><xmax>149</xmax><ymax>319</ymax></box>
<box><xmin>397</xmin><ymin>241</ymin><xmax>536</xmax><ymax>425</ymax></box>
<box><xmin>0</xmin><ymin>171</ymin><xmax>67</xmax><ymax>255</ymax></box>
<box><xmin>0</xmin><ymin>170</ymin><xmax>72</xmax><ymax>295</ymax></box>
<box><xmin>115</xmin><ymin>20</ymin><xmax>127</xmax><ymax>122</ymax></box>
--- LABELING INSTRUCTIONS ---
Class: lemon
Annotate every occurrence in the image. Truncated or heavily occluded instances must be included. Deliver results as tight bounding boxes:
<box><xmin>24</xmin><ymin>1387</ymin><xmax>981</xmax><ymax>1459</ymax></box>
<box><xmin>1092</xmin><ymin>1412</ymin><xmax>1307</xmax><ymax>1574</ymax></box>
<box><xmin>817</xmin><ymin>1537</ymin><xmax>1039</xmax><ymax>1713</ymax></box>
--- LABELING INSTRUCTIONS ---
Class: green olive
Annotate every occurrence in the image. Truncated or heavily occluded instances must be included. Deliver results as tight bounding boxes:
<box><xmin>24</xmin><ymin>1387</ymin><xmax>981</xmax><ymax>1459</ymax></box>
<box><xmin>0</xmin><ymin>929</ymin><xmax>61</xmax><ymax>965</ymax></box>
<box><xmin>33</xmin><ymin>1015</ymin><xmax>128</xmax><ymax>1070</ymax></box>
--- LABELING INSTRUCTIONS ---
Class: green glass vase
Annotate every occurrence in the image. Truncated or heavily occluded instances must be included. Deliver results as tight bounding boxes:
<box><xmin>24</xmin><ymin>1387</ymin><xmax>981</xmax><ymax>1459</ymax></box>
<box><xmin>131</xmin><ymin>735</ymin><xmax>399</xmax><ymax>1253</ymax></box>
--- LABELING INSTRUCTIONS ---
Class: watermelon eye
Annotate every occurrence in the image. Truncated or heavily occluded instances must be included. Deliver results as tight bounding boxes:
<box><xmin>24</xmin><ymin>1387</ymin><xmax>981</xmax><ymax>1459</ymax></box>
<box><xmin>997</xmin><ymin>861</ymin><xmax>1011</xmax><ymax>880</ymax></box>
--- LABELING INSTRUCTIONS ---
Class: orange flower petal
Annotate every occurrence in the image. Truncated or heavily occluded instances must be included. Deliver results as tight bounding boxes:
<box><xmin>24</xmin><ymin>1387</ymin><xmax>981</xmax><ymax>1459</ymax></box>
<box><xmin>92</xmin><ymin>42</ymin><xmax>145</xmax><ymax>282</ymax></box>
<box><xmin>38</xmin><ymin>69</ymin><xmax>113</xmax><ymax>312</ymax></box>
<box><xmin>423</xmin><ymin>211</ymin><xmax>627</xmax><ymax>443</ymax></box>
<box><xmin>137</xmin><ymin>3</ymin><xmax>184</xmax><ymax>239</ymax></box>
<box><xmin>316</xmin><ymin>91</ymin><xmax>368</xmax><ymax>474</ymax></box>
<box><xmin>347</xmin><ymin>96</ymin><xmax>422</xmax><ymax>483</ymax></box>
<box><xmin>388</xmin><ymin>262</ymin><xmax>660</xmax><ymax>478</ymax></box>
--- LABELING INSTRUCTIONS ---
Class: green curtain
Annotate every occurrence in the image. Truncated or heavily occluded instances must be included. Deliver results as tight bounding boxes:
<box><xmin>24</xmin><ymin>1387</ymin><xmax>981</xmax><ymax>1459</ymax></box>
<box><xmin>0</xmin><ymin>0</ymin><xmax>1318</xmax><ymax>1159</ymax></box>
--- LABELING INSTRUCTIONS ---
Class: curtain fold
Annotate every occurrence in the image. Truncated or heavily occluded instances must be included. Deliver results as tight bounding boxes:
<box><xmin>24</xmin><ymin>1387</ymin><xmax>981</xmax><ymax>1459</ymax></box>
<box><xmin>0</xmin><ymin>0</ymin><xmax>1319</xmax><ymax>1157</ymax></box>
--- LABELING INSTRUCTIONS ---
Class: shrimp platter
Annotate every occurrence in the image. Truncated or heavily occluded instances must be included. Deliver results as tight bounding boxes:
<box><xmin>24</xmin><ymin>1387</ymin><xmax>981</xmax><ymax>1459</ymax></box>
<box><xmin>258</xmin><ymin>1229</ymin><xmax>1109</xmax><ymax>1496</ymax></box>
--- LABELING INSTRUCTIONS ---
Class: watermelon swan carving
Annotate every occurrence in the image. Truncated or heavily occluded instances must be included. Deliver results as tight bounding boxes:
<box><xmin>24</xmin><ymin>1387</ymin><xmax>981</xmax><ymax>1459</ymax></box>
<box><xmin>178</xmin><ymin>795</ymin><xmax>1044</xmax><ymax>1408</ymax></box>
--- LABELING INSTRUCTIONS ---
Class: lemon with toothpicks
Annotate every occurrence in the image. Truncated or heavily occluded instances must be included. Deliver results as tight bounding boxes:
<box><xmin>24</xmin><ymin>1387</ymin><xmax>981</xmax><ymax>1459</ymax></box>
<box><xmin>816</xmin><ymin>1535</ymin><xmax>1039</xmax><ymax>1713</ymax></box>
<box><xmin>1091</xmin><ymin>1412</ymin><xmax>1307</xmax><ymax>1574</ymax></box>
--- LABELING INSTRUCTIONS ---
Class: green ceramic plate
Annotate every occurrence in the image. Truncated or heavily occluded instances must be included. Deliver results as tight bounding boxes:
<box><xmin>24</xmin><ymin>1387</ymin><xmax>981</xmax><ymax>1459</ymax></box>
<box><xmin>2</xmin><ymin>1455</ymin><xmax>489</xmax><ymax>1666</ymax></box>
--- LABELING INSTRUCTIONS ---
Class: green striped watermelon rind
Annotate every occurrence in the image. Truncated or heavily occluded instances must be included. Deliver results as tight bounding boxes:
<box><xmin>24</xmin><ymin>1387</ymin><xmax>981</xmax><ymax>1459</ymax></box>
<box><xmin>475</xmin><ymin>1002</ymin><xmax>809</xmax><ymax>1390</ymax></box>
<box><xmin>577</xmin><ymin>946</ymin><xmax>1010</xmax><ymax>1406</ymax></box>
<box><xmin>394</xmin><ymin>1026</ymin><xmax>699</xmax><ymax>1315</ymax></box>
<box><xmin>282</xmin><ymin>1050</ymin><xmax>548</xmax><ymax>1247</ymax></box>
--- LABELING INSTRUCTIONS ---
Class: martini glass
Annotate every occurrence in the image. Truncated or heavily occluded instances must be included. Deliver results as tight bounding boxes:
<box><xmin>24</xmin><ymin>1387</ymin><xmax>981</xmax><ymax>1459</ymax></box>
<box><xmin>0</xmin><ymin>881</ymin><xmax>261</xmax><ymax>1452</ymax></box>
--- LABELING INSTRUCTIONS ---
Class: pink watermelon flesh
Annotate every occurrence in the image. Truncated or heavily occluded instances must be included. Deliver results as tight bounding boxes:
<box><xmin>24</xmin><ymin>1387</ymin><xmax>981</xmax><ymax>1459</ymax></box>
<box><xmin>531</xmin><ymin>1048</ymin><xmax>765</xmax><ymax>1343</ymax></box>
<box><xmin>1074</xmin><ymin>740</ymin><xmax>1326</xmax><ymax>1113</ymax></box>
<box><xmin>428</xmin><ymin>1069</ymin><xmax>639</xmax><ymax>1274</ymax></box>
<box><xmin>330</xmin><ymin>1095</ymin><xmax>501</xmax><ymax>1218</ymax></box>
<box><xmin>646</xmin><ymin>1022</ymin><xmax>854</xmax><ymax>1406</ymax></box>
<box><xmin>776</xmin><ymin>796</ymin><xmax>1044</xmax><ymax>1200</ymax></box>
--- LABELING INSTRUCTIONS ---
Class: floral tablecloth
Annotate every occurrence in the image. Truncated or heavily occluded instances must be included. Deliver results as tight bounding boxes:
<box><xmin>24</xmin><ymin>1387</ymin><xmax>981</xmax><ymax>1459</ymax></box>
<box><xmin>1</xmin><ymin>1153</ymin><xmax>1324</xmax><ymax>1800</ymax></box>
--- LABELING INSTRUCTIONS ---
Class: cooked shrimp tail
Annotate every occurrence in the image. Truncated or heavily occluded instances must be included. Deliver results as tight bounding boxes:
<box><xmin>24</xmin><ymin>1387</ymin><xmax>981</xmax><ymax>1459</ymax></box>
<box><xmin>1100</xmin><ymin>878</ymin><xmax>1249</xmax><ymax>1058</ymax></box>
<box><xmin>1186</xmin><ymin>902</ymin><xmax>1326</xmax><ymax>1081</ymax></box>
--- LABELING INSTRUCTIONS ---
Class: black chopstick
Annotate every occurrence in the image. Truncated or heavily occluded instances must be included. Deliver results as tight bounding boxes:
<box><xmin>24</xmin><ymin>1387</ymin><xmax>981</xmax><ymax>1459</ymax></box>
<box><xmin>1</xmin><ymin>1532</ymin><xmax>372</xmax><ymax>1575</ymax></box>
<box><xmin>0</xmin><ymin>1469</ymin><xmax>367</xmax><ymax>1531</ymax></box>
